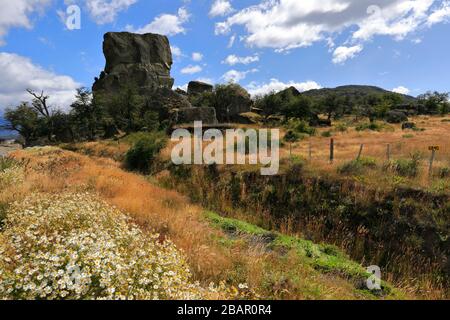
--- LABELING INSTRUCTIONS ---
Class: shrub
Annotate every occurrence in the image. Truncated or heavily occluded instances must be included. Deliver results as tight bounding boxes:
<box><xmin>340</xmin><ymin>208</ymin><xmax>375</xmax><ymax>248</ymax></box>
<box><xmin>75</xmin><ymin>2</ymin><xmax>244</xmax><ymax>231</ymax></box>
<box><xmin>402</xmin><ymin>134</ymin><xmax>414</xmax><ymax>139</ymax></box>
<box><xmin>337</xmin><ymin>157</ymin><xmax>377</xmax><ymax>175</ymax></box>
<box><xmin>286</xmin><ymin>119</ymin><xmax>316</xmax><ymax>136</ymax></box>
<box><xmin>355</xmin><ymin>122</ymin><xmax>384</xmax><ymax>132</ymax></box>
<box><xmin>125</xmin><ymin>132</ymin><xmax>167</xmax><ymax>173</ymax></box>
<box><xmin>0</xmin><ymin>158</ymin><xmax>24</xmax><ymax>189</ymax></box>
<box><xmin>335</xmin><ymin>123</ymin><xmax>348</xmax><ymax>132</ymax></box>
<box><xmin>0</xmin><ymin>192</ymin><xmax>210</xmax><ymax>300</ymax></box>
<box><xmin>438</xmin><ymin>167</ymin><xmax>450</xmax><ymax>178</ymax></box>
<box><xmin>386</xmin><ymin>152</ymin><xmax>422</xmax><ymax>177</ymax></box>
<box><xmin>386</xmin><ymin>110</ymin><xmax>408</xmax><ymax>123</ymax></box>
<box><xmin>321</xmin><ymin>130</ymin><xmax>333</xmax><ymax>138</ymax></box>
<box><xmin>283</xmin><ymin>130</ymin><xmax>308</xmax><ymax>143</ymax></box>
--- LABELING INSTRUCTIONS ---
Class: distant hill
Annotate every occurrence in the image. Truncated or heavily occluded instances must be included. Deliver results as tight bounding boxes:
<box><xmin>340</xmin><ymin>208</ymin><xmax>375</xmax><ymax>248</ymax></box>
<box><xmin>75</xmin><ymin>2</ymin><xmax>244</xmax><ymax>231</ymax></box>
<box><xmin>302</xmin><ymin>85</ymin><xmax>417</xmax><ymax>104</ymax></box>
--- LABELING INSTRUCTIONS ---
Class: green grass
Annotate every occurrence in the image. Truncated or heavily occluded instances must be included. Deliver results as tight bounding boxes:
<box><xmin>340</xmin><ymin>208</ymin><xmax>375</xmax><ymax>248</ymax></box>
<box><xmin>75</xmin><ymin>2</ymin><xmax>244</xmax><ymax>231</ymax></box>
<box><xmin>205</xmin><ymin>211</ymin><xmax>397</xmax><ymax>297</ymax></box>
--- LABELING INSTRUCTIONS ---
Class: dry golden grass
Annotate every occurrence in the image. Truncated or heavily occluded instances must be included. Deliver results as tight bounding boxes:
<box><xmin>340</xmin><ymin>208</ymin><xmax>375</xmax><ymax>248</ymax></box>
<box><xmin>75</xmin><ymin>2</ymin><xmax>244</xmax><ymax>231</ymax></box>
<box><xmin>282</xmin><ymin>115</ymin><xmax>450</xmax><ymax>190</ymax></box>
<box><xmin>6</xmin><ymin>147</ymin><xmax>389</xmax><ymax>300</ymax></box>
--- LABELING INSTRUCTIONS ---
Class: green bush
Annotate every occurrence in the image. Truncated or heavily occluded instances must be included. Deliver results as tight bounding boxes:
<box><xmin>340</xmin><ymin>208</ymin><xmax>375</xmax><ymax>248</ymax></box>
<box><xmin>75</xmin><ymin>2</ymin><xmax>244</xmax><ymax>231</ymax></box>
<box><xmin>0</xmin><ymin>157</ymin><xmax>17</xmax><ymax>171</ymax></box>
<box><xmin>286</xmin><ymin>119</ymin><xmax>316</xmax><ymax>136</ymax></box>
<box><xmin>321</xmin><ymin>130</ymin><xmax>333</xmax><ymax>138</ymax></box>
<box><xmin>125</xmin><ymin>132</ymin><xmax>167</xmax><ymax>173</ymax></box>
<box><xmin>438</xmin><ymin>167</ymin><xmax>450</xmax><ymax>178</ymax></box>
<box><xmin>335</xmin><ymin>123</ymin><xmax>348</xmax><ymax>132</ymax></box>
<box><xmin>284</xmin><ymin>130</ymin><xmax>308</xmax><ymax>143</ymax></box>
<box><xmin>355</xmin><ymin>122</ymin><xmax>384</xmax><ymax>132</ymax></box>
<box><xmin>386</xmin><ymin>152</ymin><xmax>422</xmax><ymax>177</ymax></box>
<box><xmin>337</xmin><ymin>157</ymin><xmax>377</xmax><ymax>175</ymax></box>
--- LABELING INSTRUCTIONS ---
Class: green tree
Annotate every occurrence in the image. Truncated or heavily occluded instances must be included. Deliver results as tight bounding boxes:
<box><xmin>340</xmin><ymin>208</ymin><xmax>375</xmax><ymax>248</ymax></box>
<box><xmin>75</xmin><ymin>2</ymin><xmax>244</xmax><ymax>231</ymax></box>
<box><xmin>4</xmin><ymin>103</ymin><xmax>40</xmax><ymax>145</ymax></box>
<box><xmin>70</xmin><ymin>88</ymin><xmax>104</xmax><ymax>140</ymax></box>
<box><xmin>418</xmin><ymin>91</ymin><xmax>449</xmax><ymax>115</ymax></box>
<box><xmin>281</xmin><ymin>95</ymin><xmax>313</xmax><ymax>119</ymax></box>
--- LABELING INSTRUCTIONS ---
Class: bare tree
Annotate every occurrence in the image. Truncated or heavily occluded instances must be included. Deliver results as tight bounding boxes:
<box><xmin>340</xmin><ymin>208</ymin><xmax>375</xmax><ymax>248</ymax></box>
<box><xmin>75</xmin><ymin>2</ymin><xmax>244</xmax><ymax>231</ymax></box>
<box><xmin>26</xmin><ymin>89</ymin><xmax>54</xmax><ymax>141</ymax></box>
<box><xmin>26</xmin><ymin>89</ymin><xmax>51</xmax><ymax>118</ymax></box>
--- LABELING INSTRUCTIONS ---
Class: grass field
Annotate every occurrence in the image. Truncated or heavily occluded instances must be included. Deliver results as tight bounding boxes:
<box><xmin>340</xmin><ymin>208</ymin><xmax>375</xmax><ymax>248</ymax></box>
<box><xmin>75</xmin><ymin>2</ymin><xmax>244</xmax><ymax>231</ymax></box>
<box><xmin>0</xmin><ymin>147</ymin><xmax>412</xmax><ymax>299</ymax></box>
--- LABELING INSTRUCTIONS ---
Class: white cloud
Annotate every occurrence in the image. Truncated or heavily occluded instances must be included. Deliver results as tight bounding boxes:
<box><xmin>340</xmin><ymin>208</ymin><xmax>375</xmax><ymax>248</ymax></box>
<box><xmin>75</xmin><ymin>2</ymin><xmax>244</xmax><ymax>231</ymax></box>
<box><xmin>126</xmin><ymin>8</ymin><xmax>190</xmax><ymax>36</ymax></box>
<box><xmin>222</xmin><ymin>54</ymin><xmax>259</xmax><ymax>66</ymax></box>
<box><xmin>0</xmin><ymin>52</ymin><xmax>81</xmax><ymax>112</ymax></box>
<box><xmin>221</xmin><ymin>69</ymin><xmax>258</xmax><ymax>83</ymax></box>
<box><xmin>0</xmin><ymin>0</ymin><xmax>52</xmax><ymax>45</ymax></box>
<box><xmin>392</xmin><ymin>86</ymin><xmax>410</xmax><ymax>95</ymax></box>
<box><xmin>227</xmin><ymin>34</ymin><xmax>236</xmax><ymax>48</ymax></box>
<box><xmin>247</xmin><ymin>79</ymin><xmax>321</xmax><ymax>97</ymax></box>
<box><xmin>84</xmin><ymin>0</ymin><xmax>137</xmax><ymax>24</ymax></box>
<box><xmin>192</xmin><ymin>52</ymin><xmax>203</xmax><ymax>62</ymax></box>
<box><xmin>332</xmin><ymin>45</ymin><xmax>363</xmax><ymax>64</ymax></box>
<box><xmin>214</xmin><ymin>0</ymin><xmax>446</xmax><ymax>59</ymax></box>
<box><xmin>171</xmin><ymin>45</ymin><xmax>183</xmax><ymax>58</ymax></box>
<box><xmin>427</xmin><ymin>0</ymin><xmax>450</xmax><ymax>26</ymax></box>
<box><xmin>180</xmin><ymin>65</ymin><xmax>202</xmax><ymax>74</ymax></box>
<box><xmin>209</xmin><ymin>0</ymin><xmax>234</xmax><ymax>18</ymax></box>
<box><xmin>196</xmin><ymin>78</ymin><xmax>214</xmax><ymax>85</ymax></box>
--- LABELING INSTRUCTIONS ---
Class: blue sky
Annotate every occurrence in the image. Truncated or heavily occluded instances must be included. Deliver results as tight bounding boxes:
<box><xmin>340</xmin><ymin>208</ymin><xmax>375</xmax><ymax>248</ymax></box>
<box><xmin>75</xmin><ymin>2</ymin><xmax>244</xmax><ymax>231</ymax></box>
<box><xmin>1</xmin><ymin>0</ymin><xmax>450</xmax><ymax>112</ymax></box>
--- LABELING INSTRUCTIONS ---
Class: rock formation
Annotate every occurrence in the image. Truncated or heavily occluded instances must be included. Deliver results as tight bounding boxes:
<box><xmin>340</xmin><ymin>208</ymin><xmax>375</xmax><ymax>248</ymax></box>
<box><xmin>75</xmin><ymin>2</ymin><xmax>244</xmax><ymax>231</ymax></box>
<box><xmin>93</xmin><ymin>32</ymin><xmax>218</xmax><ymax>125</ymax></box>
<box><xmin>187</xmin><ymin>81</ymin><xmax>214</xmax><ymax>96</ymax></box>
<box><xmin>93</xmin><ymin>32</ymin><xmax>174</xmax><ymax>94</ymax></box>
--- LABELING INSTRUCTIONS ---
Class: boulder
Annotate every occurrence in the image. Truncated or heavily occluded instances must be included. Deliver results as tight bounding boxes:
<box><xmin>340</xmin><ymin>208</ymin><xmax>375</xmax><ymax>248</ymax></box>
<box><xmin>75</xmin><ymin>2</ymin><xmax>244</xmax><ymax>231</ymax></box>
<box><xmin>171</xmin><ymin>107</ymin><xmax>218</xmax><ymax>125</ymax></box>
<box><xmin>386</xmin><ymin>110</ymin><xmax>408</xmax><ymax>124</ymax></box>
<box><xmin>187</xmin><ymin>81</ymin><xmax>214</xmax><ymax>96</ymax></box>
<box><xmin>93</xmin><ymin>32</ymin><xmax>174</xmax><ymax>96</ymax></box>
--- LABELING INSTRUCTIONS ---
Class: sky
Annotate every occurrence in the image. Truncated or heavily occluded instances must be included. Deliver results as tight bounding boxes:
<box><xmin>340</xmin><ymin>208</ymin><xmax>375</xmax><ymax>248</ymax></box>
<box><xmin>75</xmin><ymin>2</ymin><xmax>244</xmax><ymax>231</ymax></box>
<box><xmin>1</xmin><ymin>0</ymin><xmax>450</xmax><ymax>113</ymax></box>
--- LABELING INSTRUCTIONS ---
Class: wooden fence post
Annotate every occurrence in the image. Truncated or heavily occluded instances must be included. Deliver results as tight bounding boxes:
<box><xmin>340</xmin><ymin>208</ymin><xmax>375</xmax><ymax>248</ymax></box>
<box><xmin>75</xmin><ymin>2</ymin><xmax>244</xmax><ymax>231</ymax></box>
<box><xmin>357</xmin><ymin>144</ymin><xmax>364</xmax><ymax>160</ymax></box>
<box><xmin>330</xmin><ymin>138</ymin><xmax>334</xmax><ymax>164</ymax></box>
<box><xmin>386</xmin><ymin>144</ymin><xmax>391</xmax><ymax>162</ymax></box>
<box><xmin>429</xmin><ymin>148</ymin><xmax>437</xmax><ymax>178</ymax></box>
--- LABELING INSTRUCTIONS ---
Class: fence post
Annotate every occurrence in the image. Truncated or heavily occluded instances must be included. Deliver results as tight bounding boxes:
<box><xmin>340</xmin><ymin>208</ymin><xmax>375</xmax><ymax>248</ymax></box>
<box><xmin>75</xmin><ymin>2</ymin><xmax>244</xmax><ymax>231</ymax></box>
<box><xmin>330</xmin><ymin>138</ymin><xmax>334</xmax><ymax>164</ymax></box>
<box><xmin>357</xmin><ymin>144</ymin><xmax>364</xmax><ymax>160</ymax></box>
<box><xmin>429</xmin><ymin>148</ymin><xmax>436</xmax><ymax>178</ymax></box>
<box><xmin>386</xmin><ymin>144</ymin><xmax>391</xmax><ymax>161</ymax></box>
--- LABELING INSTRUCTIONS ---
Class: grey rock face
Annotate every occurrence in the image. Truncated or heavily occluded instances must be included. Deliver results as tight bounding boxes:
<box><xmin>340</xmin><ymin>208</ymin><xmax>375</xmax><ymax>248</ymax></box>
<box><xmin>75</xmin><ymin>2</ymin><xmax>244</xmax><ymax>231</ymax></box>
<box><xmin>171</xmin><ymin>107</ymin><xmax>218</xmax><ymax>125</ymax></box>
<box><xmin>187</xmin><ymin>81</ymin><xmax>214</xmax><ymax>96</ymax></box>
<box><xmin>93</xmin><ymin>32</ymin><xmax>174</xmax><ymax>95</ymax></box>
<box><xmin>92</xmin><ymin>32</ymin><xmax>219</xmax><ymax>125</ymax></box>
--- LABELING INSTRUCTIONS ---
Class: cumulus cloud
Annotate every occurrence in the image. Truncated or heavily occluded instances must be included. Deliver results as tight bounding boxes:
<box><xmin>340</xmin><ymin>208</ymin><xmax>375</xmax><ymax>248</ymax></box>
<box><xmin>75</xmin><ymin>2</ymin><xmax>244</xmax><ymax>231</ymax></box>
<box><xmin>0</xmin><ymin>0</ymin><xmax>52</xmax><ymax>45</ymax></box>
<box><xmin>171</xmin><ymin>45</ymin><xmax>183</xmax><ymax>58</ymax></box>
<box><xmin>332</xmin><ymin>45</ymin><xmax>363</xmax><ymax>64</ymax></box>
<box><xmin>214</xmin><ymin>0</ymin><xmax>446</xmax><ymax>60</ymax></box>
<box><xmin>209</xmin><ymin>0</ymin><xmax>234</xmax><ymax>18</ymax></box>
<box><xmin>392</xmin><ymin>86</ymin><xmax>410</xmax><ymax>95</ymax></box>
<box><xmin>0</xmin><ymin>52</ymin><xmax>80</xmax><ymax>112</ymax></box>
<box><xmin>126</xmin><ymin>8</ymin><xmax>190</xmax><ymax>36</ymax></box>
<box><xmin>221</xmin><ymin>69</ymin><xmax>258</xmax><ymax>83</ymax></box>
<box><xmin>180</xmin><ymin>65</ymin><xmax>202</xmax><ymax>74</ymax></box>
<box><xmin>427</xmin><ymin>0</ymin><xmax>450</xmax><ymax>26</ymax></box>
<box><xmin>222</xmin><ymin>54</ymin><xmax>259</xmax><ymax>66</ymax></box>
<box><xmin>247</xmin><ymin>79</ymin><xmax>321</xmax><ymax>97</ymax></box>
<box><xmin>84</xmin><ymin>0</ymin><xmax>137</xmax><ymax>24</ymax></box>
<box><xmin>192</xmin><ymin>52</ymin><xmax>203</xmax><ymax>62</ymax></box>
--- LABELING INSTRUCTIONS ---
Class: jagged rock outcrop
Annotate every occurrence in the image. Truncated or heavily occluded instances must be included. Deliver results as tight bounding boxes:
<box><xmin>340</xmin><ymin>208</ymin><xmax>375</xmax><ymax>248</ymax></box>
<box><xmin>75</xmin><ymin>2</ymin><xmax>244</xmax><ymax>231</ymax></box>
<box><xmin>93</xmin><ymin>32</ymin><xmax>174</xmax><ymax>94</ymax></box>
<box><xmin>187</xmin><ymin>81</ymin><xmax>214</xmax><ymax>96</ymax></box>
<box><xmin>92</xmin><ymin>31</ymin><xmax>219</xmax><ymax>125</ymax></box>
